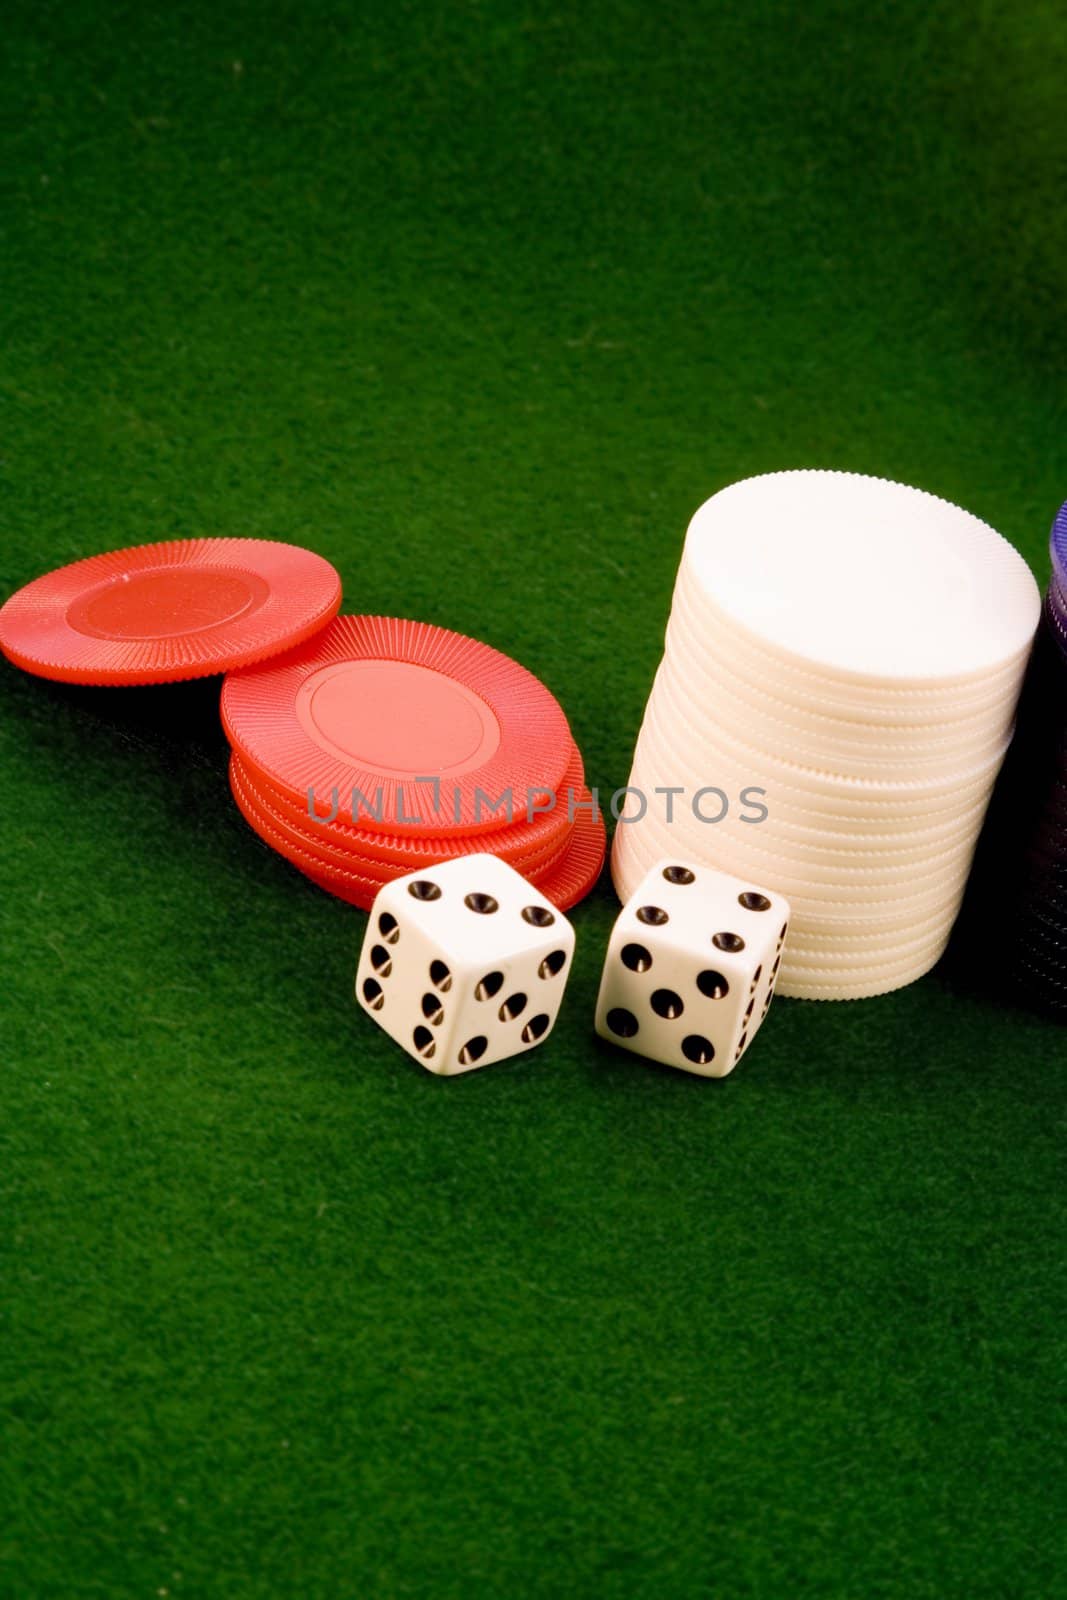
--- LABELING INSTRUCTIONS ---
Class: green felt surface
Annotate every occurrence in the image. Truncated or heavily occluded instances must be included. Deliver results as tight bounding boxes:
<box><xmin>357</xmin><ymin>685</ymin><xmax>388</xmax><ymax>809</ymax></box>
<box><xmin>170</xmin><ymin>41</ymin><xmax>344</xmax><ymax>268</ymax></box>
<box><xmin>2</xmin><ymin>2</ymin><xmax>1066</xmax><ymax>1595</ymax></box>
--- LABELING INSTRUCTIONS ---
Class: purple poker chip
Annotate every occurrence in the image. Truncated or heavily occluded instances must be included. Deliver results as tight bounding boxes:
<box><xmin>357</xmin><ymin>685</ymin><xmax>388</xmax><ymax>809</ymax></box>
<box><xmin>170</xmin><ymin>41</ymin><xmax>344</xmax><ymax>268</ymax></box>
<box><xmin>1044</xmin><ymin>592</ymin><xmax>1067</xmax><ymax>665</ymax></box>
<box><xmin>963</xmin><ymin>533</ymin><xmax>1067</xmax><ymax>1019</ymax></box>
<box><xmin>1011</xmin><ymin>962</ymin><xmax>1067</xmax><ymax>1015</ymax></box>
<box><xmin>1049</xmin><ymin>562</ymin><xmax>1067</xmax><ymax>619</ymax></box>
<box><xmin>1012</xmin><ymin>942</ymin><xmax>1067</xmax><ymax>992</ymax></box>
<box><xmin>1021</xmin><ymin>899</ymin><xmax>1067</xmax><ymax>939</ymax></box>
<box><xmin>1050</xmin><ymin>584</ymin><xmax>1067</xmax><ymax>641</ymax></box>
<box><xmin>1052</xmin><ymin>500</ymin><xmax>1067</xmax><ymax>592</ymax></box>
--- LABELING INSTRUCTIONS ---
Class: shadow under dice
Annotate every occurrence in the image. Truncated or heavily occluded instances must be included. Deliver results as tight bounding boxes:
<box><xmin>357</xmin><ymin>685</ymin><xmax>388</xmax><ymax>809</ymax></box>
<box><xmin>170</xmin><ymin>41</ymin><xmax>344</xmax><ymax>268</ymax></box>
<box><xmin>595</xmin><ymin>858</ymin><xmax>789</xmax><ymax>1076</ymax></box>
<box><xmin>356</xmin><ymin>853</ymin><xmax>576</xmax><ymax>1074</ymax></box>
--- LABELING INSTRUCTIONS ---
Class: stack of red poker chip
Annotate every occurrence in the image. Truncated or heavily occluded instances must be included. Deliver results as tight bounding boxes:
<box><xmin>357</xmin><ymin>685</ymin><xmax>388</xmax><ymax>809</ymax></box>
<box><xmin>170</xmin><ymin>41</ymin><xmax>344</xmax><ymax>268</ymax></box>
<box><xmin>220</xmin><ymin>615</ymin><xmax>605</xmax><ymax>910</ymax></box>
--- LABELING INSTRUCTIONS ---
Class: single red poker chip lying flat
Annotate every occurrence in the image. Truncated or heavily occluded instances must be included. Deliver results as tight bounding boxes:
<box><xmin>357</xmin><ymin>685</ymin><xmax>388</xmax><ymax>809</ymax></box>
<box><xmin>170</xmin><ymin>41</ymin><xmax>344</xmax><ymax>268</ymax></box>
<box><xmin>534</xmin><ymin>799</ymin><xmax>607</xmax><ymax>909</ymax></box>
<box><xmin>231</xmin><ymin>739</ymin><xmax>585</xmax><ymax>869</ymax></box>
<box><xmin>0</xmin><ymin>538</ymin><xmax>342</xmax><ymax>685</ymax></box>
<box><xmin>221</xmin><ymin>615</ymin><xmax>574</xmax><ymax>834</ymax></box>
<box><xmin>229</xmin><ymin>753</ymin><xmax>575</xmax><ymax>885</ymax></box>
<box><xmin>230</xmin><ymin>754</ymin><xmax>606</xmax><ymax>911</ymax></box>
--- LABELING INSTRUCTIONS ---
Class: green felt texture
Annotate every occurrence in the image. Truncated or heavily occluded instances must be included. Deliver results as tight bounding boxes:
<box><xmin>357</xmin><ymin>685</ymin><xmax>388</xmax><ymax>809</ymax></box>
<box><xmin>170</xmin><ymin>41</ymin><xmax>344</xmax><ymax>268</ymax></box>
<box><xmin>2</xmin><ymin>1</ymin><xmax>1066</xmax><ymax>1594</ymax></box>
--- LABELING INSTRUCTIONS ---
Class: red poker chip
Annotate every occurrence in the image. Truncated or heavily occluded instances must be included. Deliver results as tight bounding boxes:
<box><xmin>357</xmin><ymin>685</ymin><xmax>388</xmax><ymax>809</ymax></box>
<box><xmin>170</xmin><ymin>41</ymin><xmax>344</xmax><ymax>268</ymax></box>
<box><xmin>230</xmin><ymin>753</ymin><xmax>574</xmax><ymax>885</ymax></box>
<box><xmin>0</xmin><ymin>538</ymin><xmax>342</xmax><ymax>685</ymax></box>
<box><xmin>535</xmin><ymin>797</ymin><xmax>607</xmax><ymax>909</ymax></box>
<box><xmin>232</xmin><ymin>739</ymin><xmax>584</xmax><ymax>869</ymax></box>
<box><xmin>230</xmin><ymin>774</ymin><xmax>402</xmax><ymax>908</ymax></box>
<box><xmin>230</xmin><ymin>756</ymin><xmax>605</xmax><ymax>912</ymax></box>
<box><xmin>221</xmin><ymin>615</ymin><xmax>574</xmax><ymax>834</ymax></box>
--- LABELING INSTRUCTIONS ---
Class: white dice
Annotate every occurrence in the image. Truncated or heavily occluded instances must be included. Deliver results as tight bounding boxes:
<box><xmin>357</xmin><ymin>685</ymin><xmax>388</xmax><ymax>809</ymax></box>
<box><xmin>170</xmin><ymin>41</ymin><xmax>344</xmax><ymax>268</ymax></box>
<box><xmin>595</xmin><ymin>858</ymin><xmax>789</xmax><ymax>1076</ymax></box>
<box><xmin>356</xmin><ymin>853</ymin><xmax>576</xmax><ymax>1074</ymax></box>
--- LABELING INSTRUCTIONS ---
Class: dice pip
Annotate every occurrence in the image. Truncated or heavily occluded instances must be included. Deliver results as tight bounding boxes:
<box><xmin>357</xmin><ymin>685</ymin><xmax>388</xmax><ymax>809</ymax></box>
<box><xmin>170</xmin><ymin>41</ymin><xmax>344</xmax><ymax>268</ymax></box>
<box><xmin>356</xmin><ymin>853</ymin><xmax>575</xmax><ymax>1074</ymax></box>
<box><xmin>595</xmin><ymin>858</ymin><xmax>789</xmax><ymax>1076</ymax></box>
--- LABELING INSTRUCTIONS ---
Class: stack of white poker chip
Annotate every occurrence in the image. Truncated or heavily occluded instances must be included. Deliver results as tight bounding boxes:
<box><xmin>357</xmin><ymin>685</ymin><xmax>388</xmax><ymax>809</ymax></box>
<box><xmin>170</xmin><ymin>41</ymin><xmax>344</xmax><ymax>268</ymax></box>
<box><xmin>613</xmin><ymin>471</ymin><xmax>1041</xmax><ymax>999</ymax></box>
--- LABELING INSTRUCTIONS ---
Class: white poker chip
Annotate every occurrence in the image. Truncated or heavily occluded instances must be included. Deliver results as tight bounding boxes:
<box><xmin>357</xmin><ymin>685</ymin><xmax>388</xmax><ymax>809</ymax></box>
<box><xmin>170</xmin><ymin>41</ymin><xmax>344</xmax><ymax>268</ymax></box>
<box><xmin>681</xmin><ymin>470</ymin><xmax>1041</xmax><ymax>686</ymax></box>
<box><xmin>667</xmin><ymin>587</ymin><xmax>1026</xmax><ymax>729</ymax></box>
<box><xmin>672</xmin><ymin>562</ymin><xmax>1032</xmax><ymax>711</ymax></box>
<box><xmin>653</xmin><ymin>656</ymin><xmax>1013</xmax><ymax>782</ymax></box>
<box><xmin>637</xmin><ymin>696</ymin><xmax>1010</xmax><ymax>809</ymax></box>
<box><xmin>611</xmin><ymin>819</ymin><xmax>971</xmax><ymax>919</ymax></box>
<box><xmin>776</xmin><ymin>960</ymin><xmax>948</xmax><ymax>1001</ymax></box>
<box><xmin>616</xmin><ymin>801</ymin><xmax>976</xmax><ymax>901</ymax></box>
<box><xmin>785</xmin><ymin>922</ymin><xmax>954</xmax><ymax>960</ymax></box>
<box><xmin>629</xmin><ymin>727</ymin><xmax>1001</xmax><ymax>835</ymax></box>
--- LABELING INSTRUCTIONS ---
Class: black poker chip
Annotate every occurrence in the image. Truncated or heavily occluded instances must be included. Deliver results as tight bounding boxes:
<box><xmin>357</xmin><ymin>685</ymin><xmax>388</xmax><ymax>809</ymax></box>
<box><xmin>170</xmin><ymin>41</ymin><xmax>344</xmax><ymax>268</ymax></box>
<box><xmin>958</xmin><ymin>542</ymin><xmax>1067</xmax><ymax>1018</ymax></box>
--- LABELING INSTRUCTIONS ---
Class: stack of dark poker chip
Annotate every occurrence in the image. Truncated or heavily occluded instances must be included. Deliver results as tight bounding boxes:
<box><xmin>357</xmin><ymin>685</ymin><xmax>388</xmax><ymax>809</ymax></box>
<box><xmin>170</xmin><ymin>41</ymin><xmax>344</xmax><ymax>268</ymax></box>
<box><xmin>958</xmin><ymin>503</ymin><xmax>1067</xmax><ymax>1014</ymax></box>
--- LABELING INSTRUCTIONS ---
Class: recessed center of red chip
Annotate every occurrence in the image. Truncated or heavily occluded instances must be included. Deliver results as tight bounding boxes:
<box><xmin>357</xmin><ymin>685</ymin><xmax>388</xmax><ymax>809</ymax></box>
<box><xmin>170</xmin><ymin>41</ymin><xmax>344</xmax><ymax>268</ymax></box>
<box><xmin>66</xmin><ymin>567</ymin><xmax>267</xmax><ymax>641</ymax></box>
<box><xmin>294</xmin><ymin>659</ymin><xmax>501</xmax><ymax>776</ymax></box>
